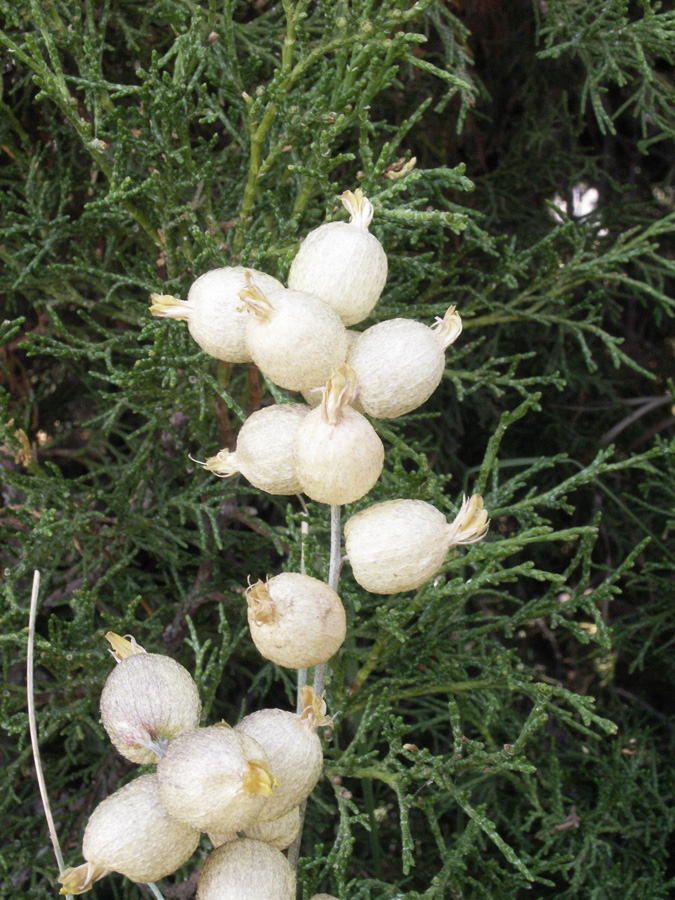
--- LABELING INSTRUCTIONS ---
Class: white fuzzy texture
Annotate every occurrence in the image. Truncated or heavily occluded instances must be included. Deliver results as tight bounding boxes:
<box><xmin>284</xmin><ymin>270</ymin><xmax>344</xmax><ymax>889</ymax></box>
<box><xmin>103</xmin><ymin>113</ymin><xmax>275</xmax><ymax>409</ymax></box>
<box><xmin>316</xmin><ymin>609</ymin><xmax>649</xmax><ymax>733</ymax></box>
<box><xmin>157</xmin><ymin>727</ymin><xmax>272</xmax><ymax>833</ymax></box>
<box><xmin>344</xmin><ymin>499</ymin><xmax>451</xmax><ymax>594</ymax></box>
<box><xmin>185</xmin><ymin>267</ymin><xmax>282</xmax><ymax>362</ymax></box>
<box><xmin>235</xmin><ymin>709</ymin><xmax>323</xmax><ymax>820</ymax></box>
<box><xmin>233</xmin><ymin>403</ymin><xmax>311</xmax><ymax>494</ymax></box>
<box><xmin>209</xmin><ymin>806</ymin><xmax>300</xmax><ymax>850</ymax></box>
<box><xmin>247</xmin><ymin>572</ymin><xmax>346</xmax><ymax>669</ymax></box>
<box><xmin>302</xmin><ymin>330</ymin><xmax>362</xmax><ymax>409</ymax></box>
<box><xmin>82</xmin><ymin>774</ymin><xmax>199</xmax><ymax>884</ymax></box>
<box><xmin>347</xmin><ymin>318</ymin><xmax>446</xmax><ymax>418</ymax></box>
<box><xmin>244</xmin><ymin>287</ymin><xmax>348</xmax><ymax>391</ymax></box>
<box><xmin>292</xmin><ymin>406</ymin><xmax>384</xmax><ymax>505</ymax></box>
<box><xmin>197</xmin><ymin>839</ymin><xmax>295</xmax><ymax>900</ymax></box>
<box><xmin>100</xmin><ymin>653</ymin><xmax>201</xmax><ymax>764</ymax></box>
<box><xmin>288</xmin><ymin>221</ymin><xmax>388</xmax><ymax>325</ymax></box>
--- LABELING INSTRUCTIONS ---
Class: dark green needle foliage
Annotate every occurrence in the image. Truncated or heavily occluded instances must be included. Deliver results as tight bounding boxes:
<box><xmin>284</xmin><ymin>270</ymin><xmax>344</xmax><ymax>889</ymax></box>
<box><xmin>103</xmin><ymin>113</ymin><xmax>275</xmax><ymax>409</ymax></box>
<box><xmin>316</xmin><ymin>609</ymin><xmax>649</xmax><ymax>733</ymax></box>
<box><xmin>1</xmin><ymin>0</ymin><xmax>674</xmax><ymax>898</ymax></box>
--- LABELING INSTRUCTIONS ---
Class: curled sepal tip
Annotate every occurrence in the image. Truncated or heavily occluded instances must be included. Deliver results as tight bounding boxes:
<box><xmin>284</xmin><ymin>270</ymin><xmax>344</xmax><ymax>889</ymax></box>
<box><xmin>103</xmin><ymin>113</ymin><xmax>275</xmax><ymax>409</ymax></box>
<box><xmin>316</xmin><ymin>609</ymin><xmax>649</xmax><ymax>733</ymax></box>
<box><xmin>242</xmin><ymin>759</ymin><xmax>278</xmax><ymax>796</ymax></box>
<box><xmin>246</xmin><ymin>579</ymin><xmax>276</xmax><ymax>627</ymax></box>
<box><xmin>59</xmin><ymin>862</ymin><xmax>111</xmax><ymax>895</ymax></box>
<box><xmin>321</xmin><ymin>364</ymin><xmax>359</xmax><ymax>425</ymax></box>
<box><xmin>149</xmin><ymin>293</ymin><xmax>190</xmax><ymax>320</ymax></box>
<box><xmin>447</xmin><ymin>494</ymin><xmax>489</xmax><ymax>546</ymax></box>
<box><xmin>299</xmin><ymin>686</ymin><xmax>332</xmax><ymax>731</ymax></box>
<box><xmin>340</xmin><ymin>188</ymin><xmax>374</xmax><ymax>232</ymax></box>
<box><xmin>238</xmin><ymin>271</ymin><xmax>273</xmax><ymax>321</ymax></box>
<box><xmin>203</xmin><ymin>450</ymin><xmax>239</xmax><ymax>478</ymax></box>
<box><xmin>432</xmin><ymin>306</ymin><xmax>463</xmax><ymax>350</ymax></box>
<box><xmin>104</xmin><ymin>632</ymin><xmax>146</xmax><ymax>662</ymax></box>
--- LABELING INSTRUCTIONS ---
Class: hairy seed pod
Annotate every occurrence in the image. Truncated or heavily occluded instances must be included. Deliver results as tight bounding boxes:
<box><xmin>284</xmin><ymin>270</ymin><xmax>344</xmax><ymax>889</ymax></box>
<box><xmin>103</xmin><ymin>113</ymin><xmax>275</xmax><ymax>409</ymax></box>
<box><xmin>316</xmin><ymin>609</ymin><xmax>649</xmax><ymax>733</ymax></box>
<box><xmin>208</xmin><ymin>805</ymin><xmax>300</xmax><ymax>851</ymax></box>
<box><xmin>344</xmin><ymin>496</ymin><xmax>489</xmax><ymax>594</ymax></box>
<box><xmin>201</xmin><ymin>403</ymin><xmax>310</xmax><ymax>495</ymax></box>
<box><xmin>347</xmin><ymin>307</ymin><xmax>462</xmax><ymax>419</ymax></box>
<box><xmin>100</xmin><ymin>633</ymin><xmax>201</xmax><ymax>765</ymax></box>
<box><xmin>197</xmin><ymin>839</ymin><xmax>295</xmax><ymax>900</ymax></box>
<box><xmin>57</xmin><ymin>774</ymin><xmax>200</xmax><ymax>895</ymax></box>
<box><xmin>157</xmin><ymin>725</ymin><xmax>277</xmax><ymax>833</ymax></box>
<box><xmin>288</xmin><ymin>189</ymin><xmax>388</xmax><ymax>326</ymax></box>
<box><xmin>235</xmin><ymin>687</ymin><xmax>331</xmax><ymax>821</ymax></box>
<box><xmin>149</xmin><ymin>267</ymin><xmax>283</xmax><ymax>363</ymax></box>
<box><xmin>246</xmin><ymin>573</ymin><xmax>346</xmax><ymax>669</ymax></box>
<box><xmin>293</xmin><ymin>366</ymin><xmax>383</xmax><ymax>505</ymax></box>
<box><xmin>239</xmin><ymin>274</ymin><xmax>348</xmax><ymax>391</ymax></box>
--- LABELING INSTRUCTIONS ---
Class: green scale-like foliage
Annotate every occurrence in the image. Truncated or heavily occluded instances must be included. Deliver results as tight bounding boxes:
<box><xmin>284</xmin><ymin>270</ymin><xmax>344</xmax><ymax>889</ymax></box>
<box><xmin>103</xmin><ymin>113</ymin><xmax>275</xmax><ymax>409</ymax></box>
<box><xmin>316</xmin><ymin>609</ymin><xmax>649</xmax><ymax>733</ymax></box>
<box><xmin>1</xmin><ymin>1</ymin><xmax>675</xmax><ymax>898</ymax></box>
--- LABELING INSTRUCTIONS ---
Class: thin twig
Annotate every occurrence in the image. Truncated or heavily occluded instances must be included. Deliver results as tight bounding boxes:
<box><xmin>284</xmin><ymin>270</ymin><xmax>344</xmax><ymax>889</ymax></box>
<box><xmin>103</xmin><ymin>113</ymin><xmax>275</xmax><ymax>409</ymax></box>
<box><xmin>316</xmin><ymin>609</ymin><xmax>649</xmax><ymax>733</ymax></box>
<box><xmin>290</xmin><ymin>504</ymin><xmax>342</xmax><ymax>870</ymax></box>
<box><xmin>27</xmin><ymin>570</ymin><xmax>74</xmax><ymax>900</ymax></box>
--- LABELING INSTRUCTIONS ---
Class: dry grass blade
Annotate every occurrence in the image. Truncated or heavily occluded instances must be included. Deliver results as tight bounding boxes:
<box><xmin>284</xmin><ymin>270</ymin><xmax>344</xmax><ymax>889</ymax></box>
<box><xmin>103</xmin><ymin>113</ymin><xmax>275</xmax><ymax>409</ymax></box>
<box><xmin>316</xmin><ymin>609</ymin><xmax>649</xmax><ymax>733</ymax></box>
<box><xmin>27</xmin><ymin>570</ymin><xmax>74</xmax><ymax>900</ymax></box>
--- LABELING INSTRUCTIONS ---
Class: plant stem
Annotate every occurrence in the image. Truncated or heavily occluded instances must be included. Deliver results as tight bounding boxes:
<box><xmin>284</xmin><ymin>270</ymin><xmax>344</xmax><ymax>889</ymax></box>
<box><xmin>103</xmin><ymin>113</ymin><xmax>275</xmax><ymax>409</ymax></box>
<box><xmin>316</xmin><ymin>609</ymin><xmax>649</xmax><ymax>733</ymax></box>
<box><xmin>27</xmin><ymin>570</ymin><xmax>73</xmax><ymax>900</ymax></box>
<box><xmin>289</xmin><ymin>504</ymin><xmax>342</xmax><ymax>869</ymax></box>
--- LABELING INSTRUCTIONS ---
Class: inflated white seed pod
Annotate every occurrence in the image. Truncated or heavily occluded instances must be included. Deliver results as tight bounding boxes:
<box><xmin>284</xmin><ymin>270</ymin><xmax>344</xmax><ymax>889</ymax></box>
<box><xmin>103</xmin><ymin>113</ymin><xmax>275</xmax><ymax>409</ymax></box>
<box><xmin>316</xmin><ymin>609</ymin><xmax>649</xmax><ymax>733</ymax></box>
<box><xmin>201</xmin><ymin>403</ymin><xmax>310</xmax><ymax>495</ymax></box>
<box><xmin>288</xmin><ymin>189</ymin><xmax>388</xmax><ymax>326</ymax></box>
<box><xmin>344</xmin><ymin>495</ymin><xmax>489</xmax><ymax>594</ymax></box>
<box><xmin>99</xmin><ymin>632</ymin><xmax>201</xmax><ymax>765</ymax></box>
<box><xmin>239</xmin><ymin>274</ymin><xmax>348</xmax><ymax>391</ymax></box>
<box><xmin>347</xmin><ymin>307</ymin><xmax>463</xmax><ymax>419</ymax></box>
<box><xmin>208</xmin><ymin>805</ymin><xmax>300</xmax><ymax>851</ymax></box>
<box><xmin>246</xmin><ymin>572</ymin><xmax>346</xmax><ymax>669</ymax></box>
<box><xmin>58</xmin><ymin>774</ymin><xmax>200</xmax><ymax>895</ymax></box>
<box><xmin>149</xmin><ymin>266</ymin><xmax>283</xmax><ymax>363</ymax></box>
<box><xmin>197</xmin><ymin>839</ymin><xmax>295</xmax><ymax>900</ymax></box>
<box><xmin>293</xmin><ymin>365</ymin><xmax>384</xmax><ymax>505</ymax></box>
<box><xmin>157</xmin><ymin>724</ymin><xmax>277</xmax><ymax>834</ymax></box>
<box><xmin>235</xmin><ymin>687</ymin><xmax>331</xmax><ymax>821</ymax></box>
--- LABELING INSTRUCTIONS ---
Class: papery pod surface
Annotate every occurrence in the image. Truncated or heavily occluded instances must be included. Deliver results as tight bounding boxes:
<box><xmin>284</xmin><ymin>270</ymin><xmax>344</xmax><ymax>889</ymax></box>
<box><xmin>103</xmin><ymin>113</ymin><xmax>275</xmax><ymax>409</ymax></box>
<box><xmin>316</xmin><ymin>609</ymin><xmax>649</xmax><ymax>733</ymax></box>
<box><xmin>347</xmin><ymin>308</ymin><xmax>462</xmax><ymax>419</ymax></box>
<box><xmin>149</xmin><ymin>266</ymin><xmax>283</xmax><ymax>362</ymax></box>
<box><xmin>196</xmin><ymin>839</ymin><xmax>295</xmax><ymax>900</ymax></box>
<box><xmin>288</xmin><ymin>189</ymin><xmax>388</xmax><ymax>325</ymax></box>
<box><xmin>208</xmin><ymin>805</ymin><xmax>300</xmax><ymax>850</ymax></box>
<box><xmin>240</xmin><ymin>278</ymin><xmax>348</xmax><ymax>391</ymax></box>
<box><xmin>234</xmin><ymin>688</ymin><xmax>330</xmax><ymax>821</ymax></box>
<box><xmin>156</xmin><ymin>725</ymin><xmax>276</xmax><ymax>833</ymax></box>
<box><xmin>292</xmin><ymin>365</ymin><xmax>383</xmax><ymax>505</ymax></box>
<box><xmin>58</xmin><ymin>774</ymin><xmax>199</xmax><ymax>895</ymax></box>
<box><xmin>344</xmin><ymin>499</ymin><xmax>452</xmax><ymax>594</ymax></box>
<box><xmin>246</xmin><ymin>573</ymin><xmax>346</xmax><ymax>668</ymax></box>
<box><xmin>100</xmin><ymin>635</ymin><xmax>201</xmax><ymax>764</ymax></box>
<box><xmin>203</xmin><ymin>403</ymin><xmax>310</xmax><ymax>495</ymax></box>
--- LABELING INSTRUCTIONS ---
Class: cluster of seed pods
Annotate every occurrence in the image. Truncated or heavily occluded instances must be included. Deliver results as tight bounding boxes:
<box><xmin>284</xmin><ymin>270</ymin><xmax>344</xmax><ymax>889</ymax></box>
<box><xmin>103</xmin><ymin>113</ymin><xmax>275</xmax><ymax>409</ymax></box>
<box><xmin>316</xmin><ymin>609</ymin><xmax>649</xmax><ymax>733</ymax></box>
<box><xmin>59</xmin><ymin>634</ymin><xmax>332</xmax><ymax>899</ymax></box>
<box><xmin>62</xmin><ymin>189</ymin><xmax>490</xmax><ymax>899</ymax></box>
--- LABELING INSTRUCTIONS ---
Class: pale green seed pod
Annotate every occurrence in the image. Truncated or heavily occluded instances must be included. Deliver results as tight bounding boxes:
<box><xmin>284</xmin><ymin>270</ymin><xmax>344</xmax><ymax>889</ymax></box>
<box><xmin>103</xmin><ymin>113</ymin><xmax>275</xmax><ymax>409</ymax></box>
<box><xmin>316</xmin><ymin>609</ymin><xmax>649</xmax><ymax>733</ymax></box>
<box><xmin>235</xmin><ymin>687</ymin><xmax>331</xmax><ymax>821</ymax></box>
<box><xmin>149</xmin><ymin>266</ymin><xmax>283</xmax><ymax>363</ymax></box>
<box><xmin>201</xmin><ymin>403</ymin><xmax>310</xmax><ymax>495</ymax></box>
<box><xmin>99</xmin><ymin>632</ymin><xmax>201</xmax><ymax>765</ymax></box>
<box><xmin>347</xmin><ymin>307</ymin><xmax>462</xmax><ymax>419</ymax></box>
<box><xmin>288</xmin><ymin>189</ymin><xmax>388</xmax><ymax>326</ymax></box>
<box><xmin>156</xmin><ymin>725</ymin><xmax>277</xmax><ymax>834</ymax></box>
<box><xmin>310</xmin><ymin>895</ymin><xmax>341</xmax><ymax>899</ymax></box>
<box><xmin>58</xmin><ymin>774</ymin><xmax>200</xmax><ymax>895</ymax></box>
<box><xmin>197</xmin><ymin>839</ymin><xmax>295</xmax><ymax>900</ymax></box>
<box><xmin>344</xmin><ymin>496</ymin><xmax>489</xmax><ymax>594</ymax></box>
<box><xmin>208</xmin><ymin>805</ymin><xmax>301</xmax><ymax>851</ymax></box>
<box><xmin>293</xmin><ymin>365</ymin><xmax>383</xmax><ymax>505</ymax></box>
<box><xmin>246</xmin><ymin>573</ymin><xmax>346</xmax><ymax>669</ymax></box>
<box><xmin>239</xmin><ymin>275</ymin><xmax>348</xmax><ymax>391</ymax></box>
